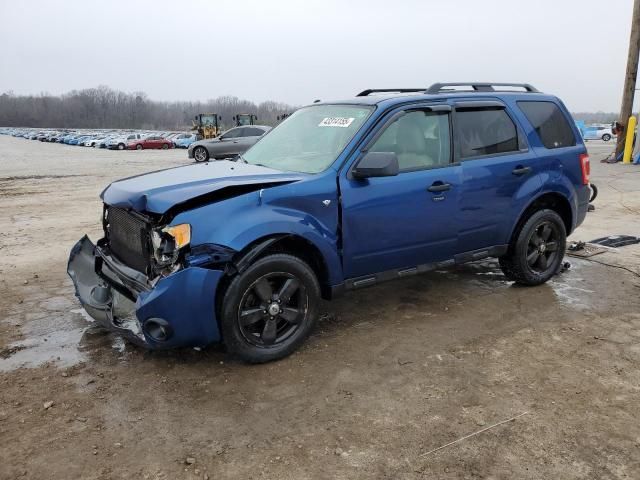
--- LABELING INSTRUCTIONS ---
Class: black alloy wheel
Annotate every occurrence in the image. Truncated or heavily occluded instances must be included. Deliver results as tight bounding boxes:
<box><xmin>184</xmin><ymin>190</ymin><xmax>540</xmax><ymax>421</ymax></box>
<box><xmin>238</xmin><ymin>273</ymin><xmax>308</xmax><ymax>347</ymax></box>
<box><xmin>499</xmin><ymin>209</ymin><xmax>566</xmax><ymax>286</ymax></box>
<box><xmin>220</xmin><ymin>253</ymin><xmax>320</xmax><ymax>363</ymax></box>
<box><xmin>525</xmin><ymin>221</ymin><xmax>560</xmax><ymax>273</ymax></box>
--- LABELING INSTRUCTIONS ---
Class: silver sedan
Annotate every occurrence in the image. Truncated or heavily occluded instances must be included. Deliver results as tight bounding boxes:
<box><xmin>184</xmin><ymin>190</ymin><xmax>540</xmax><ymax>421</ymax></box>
<box><xmin>188</xmin><ymin>125</ymin><xmax>271</xmax><ymax>162</ymax></box>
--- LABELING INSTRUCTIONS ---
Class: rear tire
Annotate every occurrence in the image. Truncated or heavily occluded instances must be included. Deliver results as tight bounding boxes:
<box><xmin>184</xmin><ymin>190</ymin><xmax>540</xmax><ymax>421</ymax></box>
<box><xmin>193</xmin><ymin>146</ymin><xmax>209</xmax><ymax>162</ymax></box>
<box><xmin>602</xmin><ymin>134</ymin><xmax>612</xmax><ymax>142</ymax></box>
<box><xmin>118</xmin><ymin>143</ymin><xmax>125</xmax><ymax>150</ymax></box>
<box><xmin>499</xmin><ymin>209</ymin><xmax>566</xmax><ymax>286</ymax></box>
<box><xmin>136</xmin><ymin>144</ymin><xmax>143</xmax><ymax>150</ymax></box>
<box><xmin>220</xmin><ymin>254</ymin><xmax>320</xmax><ymax>363</ymax></box>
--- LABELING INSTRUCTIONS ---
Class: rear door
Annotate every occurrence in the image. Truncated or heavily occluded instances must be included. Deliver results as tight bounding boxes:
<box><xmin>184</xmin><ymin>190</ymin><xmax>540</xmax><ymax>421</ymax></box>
<box><xmin>454</xmin><ymin>101</ymin><xmax>541</xmax><ymax>252</ymax></box>
<box><xmin>237</xmin><ymin>127</ymin><xmax>265</xmax><ymax>149</ymax></box>
<box><xmin>340</xmin><ymin>106</ymin><xmax>462</xmax><ymax>279</ymax></box>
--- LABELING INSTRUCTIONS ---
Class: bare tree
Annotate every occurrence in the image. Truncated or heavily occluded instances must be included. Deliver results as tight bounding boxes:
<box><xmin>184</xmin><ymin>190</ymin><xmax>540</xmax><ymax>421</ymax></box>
<box><xmin>0</xmin><ymin>86</ymin><xmax>296</xmax><ymax>130</ymax></box>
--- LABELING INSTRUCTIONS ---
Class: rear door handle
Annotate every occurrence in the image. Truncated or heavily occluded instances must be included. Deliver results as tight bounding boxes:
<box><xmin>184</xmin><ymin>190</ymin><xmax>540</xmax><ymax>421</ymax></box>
<box><xmin>512</xmin><ymin>166</ymin><xmax>532</xmax><ymax>176</ymax></box>
<box><xmin>427</xmin><ymin>182</ymin><xmax>451</xmax><ymax>193</ymax></box>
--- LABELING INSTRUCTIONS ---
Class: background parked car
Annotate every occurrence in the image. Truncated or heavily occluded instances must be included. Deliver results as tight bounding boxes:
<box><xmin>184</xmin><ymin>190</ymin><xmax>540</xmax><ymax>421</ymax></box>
<box><xmin>188</xmin><ymin>125</ymin><xmax>271</xmax><ymax>162</ymax></box>
<box><xmin>173</xmin><ymin>133</ymin><xmax>198</xmax><ymax>148</ymax></box>
<box><xmin>127</xmin><ymin>135</ymin><xmax>174</xmax><ymax>150</ymax></box>
<box><xmin>583</xmin><ymin>125</ymin><xmax>615</xmax><ymax>141</ymax></box>
<box><xmin>107</xmin><ymin>133</ymin><xmax>144</xmax><ymax>150</ymax></box>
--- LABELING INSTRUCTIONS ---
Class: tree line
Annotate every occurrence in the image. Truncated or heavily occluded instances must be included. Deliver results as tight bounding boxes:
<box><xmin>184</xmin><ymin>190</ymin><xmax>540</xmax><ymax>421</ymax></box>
<box><xmin>0</xmin><ymin>86</ymin><xmax>295</xmax><ymax>130</ymax></box>
<box><xmin>0</xmin><ymin>86</ymin><xmax>619</xmax><ymax>129</ymax></box>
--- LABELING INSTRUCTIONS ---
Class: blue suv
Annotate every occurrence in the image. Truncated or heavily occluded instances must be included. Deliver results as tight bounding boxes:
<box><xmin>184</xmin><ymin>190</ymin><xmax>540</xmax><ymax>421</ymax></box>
<box><xmin>68</xmin><ymin>82</ymin><xmax>592</xmax><ymax>363</ymax></box>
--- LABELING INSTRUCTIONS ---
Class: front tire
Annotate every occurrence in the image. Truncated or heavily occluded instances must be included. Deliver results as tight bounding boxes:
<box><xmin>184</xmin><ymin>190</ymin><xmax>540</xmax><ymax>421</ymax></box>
<box><xmin>220</xmin><ymin>254</ymin><xmax>320</xmax><ymax>363</ymax></box>
<box><xmin>193</xmin><ymin>146</ymin><xmax>209</xmax><ymax>162</ymax></box>
<box><xmin>499</xmin><ymin>209</ymin><xmax>566</xmax><ymax>286</ymax></box>
<box><xmin>602</xmin><ymin>134</ymin><xmax>612</xmax><ymax>142</ymax></box>
<box><xmin>118</xmin><ymin>143</ymin><xmax>125</xmax><ymax>150</ymax></box>
<box><xmin>136</xmin><ymin>144</ymin><xmax>143</xmax><ymax>150</ymax></box>
<box><xmin>162</xmin><ymin>143</ymin><xmax>169</xmax><ymax>150</ymax></box>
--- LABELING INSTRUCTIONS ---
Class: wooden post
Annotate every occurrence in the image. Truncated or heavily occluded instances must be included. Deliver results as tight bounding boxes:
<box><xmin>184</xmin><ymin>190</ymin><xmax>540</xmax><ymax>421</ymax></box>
<box><xmin>615</xmin><ymin>0</ymin><xmax>640</xmax><ymax>159</ymax></box>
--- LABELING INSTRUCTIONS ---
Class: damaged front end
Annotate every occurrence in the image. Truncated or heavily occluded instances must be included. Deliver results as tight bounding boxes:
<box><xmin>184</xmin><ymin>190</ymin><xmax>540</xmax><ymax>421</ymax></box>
<box><xmin>67</xmin><ymin>209</ymin><xmax>229</xmax><ymax>349</ymax></box>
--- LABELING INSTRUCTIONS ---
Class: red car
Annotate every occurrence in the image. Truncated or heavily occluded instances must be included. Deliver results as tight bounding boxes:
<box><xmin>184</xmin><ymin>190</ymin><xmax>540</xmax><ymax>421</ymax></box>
<box><xmin>127</xmin><ymin>135</ymin><xmax>174</xmax><ymax>150</ymax></box>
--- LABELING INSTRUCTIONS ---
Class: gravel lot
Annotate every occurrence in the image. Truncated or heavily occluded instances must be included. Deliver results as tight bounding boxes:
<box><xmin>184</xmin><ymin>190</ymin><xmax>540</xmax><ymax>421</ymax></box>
<box><xmin>1</xmin><ymin>136</ymin><xmax>639</xmax><ymax>479</ymax></box>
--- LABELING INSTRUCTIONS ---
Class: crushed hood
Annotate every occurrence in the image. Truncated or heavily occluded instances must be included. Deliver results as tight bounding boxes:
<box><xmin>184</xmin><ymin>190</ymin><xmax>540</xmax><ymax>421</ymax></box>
<box><xmin>101</xmin><ymin>160</ymin><xmax>305</xmax><ymax>214</ymax></box>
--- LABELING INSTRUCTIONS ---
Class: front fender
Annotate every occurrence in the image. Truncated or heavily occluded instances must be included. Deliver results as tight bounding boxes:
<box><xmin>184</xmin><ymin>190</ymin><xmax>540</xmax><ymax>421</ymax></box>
<box><xmin>172</xmin><ymin>177</ymin><xmax>343</xmax><ymax>284</ymax></box>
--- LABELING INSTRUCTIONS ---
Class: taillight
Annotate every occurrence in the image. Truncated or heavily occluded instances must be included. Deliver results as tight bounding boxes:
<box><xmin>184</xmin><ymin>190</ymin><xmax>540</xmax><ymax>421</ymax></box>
<box><xmin>579</xmin><ymin>153</ymin><xmax>590</xmax><ymax>185</ymax></box>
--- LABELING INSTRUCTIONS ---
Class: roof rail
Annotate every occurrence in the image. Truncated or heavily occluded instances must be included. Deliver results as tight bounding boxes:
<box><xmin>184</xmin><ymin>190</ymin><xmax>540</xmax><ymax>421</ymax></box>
<box><xmin>356</xmin><ymin>88</ymin><xmax>426</xmax><ymax>97</ymax></box>
<box><xmin>425</xmin><ymin>82</ymin><xmax>539</xmax><ymax>94</ymax></box>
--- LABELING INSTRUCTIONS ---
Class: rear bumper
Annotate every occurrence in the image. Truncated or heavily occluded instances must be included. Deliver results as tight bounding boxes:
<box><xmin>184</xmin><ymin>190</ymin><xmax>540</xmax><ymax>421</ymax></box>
<box><xmin>67</xmin><ymin>236</ymin><xmax>223</xmax><ymax>349</ymax></box>
<box><xmin>574</xmin><ymin>183</ymin><xmax>593</xmax><ymax>231</ymax></box>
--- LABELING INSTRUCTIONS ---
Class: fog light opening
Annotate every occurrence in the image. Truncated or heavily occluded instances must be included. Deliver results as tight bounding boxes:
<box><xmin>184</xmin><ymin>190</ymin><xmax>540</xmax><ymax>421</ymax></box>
<box><xmin>143</xmin><ymin>318</ymin><xmax>172</xmax><ymax>342</ymax></box>
<box><xmin>90</xmin><ymin>285</ymin><xmax>112</xmax><ymax>304</ymax></box>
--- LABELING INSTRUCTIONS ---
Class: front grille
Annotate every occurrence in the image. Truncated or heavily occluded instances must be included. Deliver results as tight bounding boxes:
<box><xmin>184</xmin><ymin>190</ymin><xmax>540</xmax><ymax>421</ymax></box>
<box><xmin>106</xmin><ymin>207</ymin><xmax>151</xmax><ymax>273</ymax></box>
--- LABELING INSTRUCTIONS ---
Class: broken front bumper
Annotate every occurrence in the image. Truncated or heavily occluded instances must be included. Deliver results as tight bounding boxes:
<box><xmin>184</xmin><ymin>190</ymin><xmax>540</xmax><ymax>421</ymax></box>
<box><xmin>67</xmin><ymin>236</ymin><xmax>223</xmax><ymax>349</ymax></box>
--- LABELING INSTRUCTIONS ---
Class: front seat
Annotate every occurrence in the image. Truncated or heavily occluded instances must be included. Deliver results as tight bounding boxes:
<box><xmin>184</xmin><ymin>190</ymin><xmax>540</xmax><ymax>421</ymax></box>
<box><xmin>395</xmin><ymin>116</ymin><xmax>429</xmax><ymax>170</ymax></box>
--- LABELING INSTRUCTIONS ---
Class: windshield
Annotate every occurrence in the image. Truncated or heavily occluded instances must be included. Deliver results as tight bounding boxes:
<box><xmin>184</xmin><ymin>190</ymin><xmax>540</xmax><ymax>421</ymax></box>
<box><xmin>243</xmin><ymin>104</ymin><xmax>373</xmax><ymax>173</ymax></box>
<box><xmin>201</xmin><ymin>114</ymin><xmax>217</xmax><ymax>126</ymax></box>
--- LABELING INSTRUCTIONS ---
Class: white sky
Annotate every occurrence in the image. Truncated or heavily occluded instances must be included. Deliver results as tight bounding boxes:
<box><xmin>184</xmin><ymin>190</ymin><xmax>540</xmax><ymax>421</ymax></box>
<box><xmin>0</xmin><ymin>0</ymin><xmax>636</xmax><ymax>111</ymax></box>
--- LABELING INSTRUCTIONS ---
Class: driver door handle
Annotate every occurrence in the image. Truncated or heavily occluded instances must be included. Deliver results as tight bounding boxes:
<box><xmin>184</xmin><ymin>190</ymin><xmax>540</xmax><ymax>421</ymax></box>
<box><xmin>427</xmin><ymin>182</ymin><xmax>451</xmax><ymax>193</ymax></box>
<box><xmin>512</xmin><ymin>165</ymin><xmax>532</xmax><ymax>176</ymax></box>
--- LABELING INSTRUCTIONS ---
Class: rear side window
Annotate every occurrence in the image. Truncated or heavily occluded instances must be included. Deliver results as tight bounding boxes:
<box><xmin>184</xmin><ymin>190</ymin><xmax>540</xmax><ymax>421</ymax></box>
<box><xmin>455</xmin><ymin>108</ymin><xmax>519</xmax><ymax>158</ymax></box>
<box><xmin>222</xmin><ymin>128</ymin><xmax>243</xmax><ymax>139</ymax></box>
<box><xmin>245</xmin><ymin>127</ymin><xmax>265</xmax><ymax>136</ymax></box>
<box><xmin>518</xmin><ymin>101</ymin><xmax>576</xmax><ymax>149</ymax></box>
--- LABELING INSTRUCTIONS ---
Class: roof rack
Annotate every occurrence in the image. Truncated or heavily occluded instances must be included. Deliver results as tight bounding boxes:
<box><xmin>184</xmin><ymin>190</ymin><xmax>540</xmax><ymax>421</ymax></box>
<box><xmin>356</xmin><ymin>88</ymin><xmax>426</xmax><ymax>97</ymax></box>
<box><xmin>426</xmin><ymin>82</ymin><xmax>539</xmax><ymax>94</ymax></box>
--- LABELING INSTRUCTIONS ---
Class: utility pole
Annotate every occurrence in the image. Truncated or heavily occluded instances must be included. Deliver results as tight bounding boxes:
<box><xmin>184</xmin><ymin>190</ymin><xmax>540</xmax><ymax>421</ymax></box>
<box><xmin>615</xmin><ymin>0</ymin><xmax>640</xmax><ymax>158</ymax></box>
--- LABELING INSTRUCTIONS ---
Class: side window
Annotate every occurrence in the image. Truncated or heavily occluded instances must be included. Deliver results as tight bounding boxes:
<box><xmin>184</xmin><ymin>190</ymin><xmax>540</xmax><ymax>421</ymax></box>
<box><xmin>455</xmin><ymin>108</ymin><xmax>519</xmax><ymax>158</ymax></box>
<box><xmin>369</xmin><ymin>110</ymin><xmax>451</xmax><ymax>171</ymax></box>
<box><xmin>222</xmin><ymin>128</ymin><xmax>242</xmax><ymax>139</ymax></box>
<box><xmin>518</xmin><ymin>101</ymin><xmax>576</xmax><ymax>149</ymax></box>
<box><xmin>245</xmin><ymin>127</ymin><xmax>265</xmax><ymax>137</ymax></box>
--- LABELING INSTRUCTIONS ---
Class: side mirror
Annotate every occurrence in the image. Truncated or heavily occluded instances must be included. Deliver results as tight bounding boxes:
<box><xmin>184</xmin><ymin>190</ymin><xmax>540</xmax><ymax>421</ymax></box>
<box><xmin>352</xmin><ymin>152</ymin><xmax>399</xmax><ymax>179</ymax></box>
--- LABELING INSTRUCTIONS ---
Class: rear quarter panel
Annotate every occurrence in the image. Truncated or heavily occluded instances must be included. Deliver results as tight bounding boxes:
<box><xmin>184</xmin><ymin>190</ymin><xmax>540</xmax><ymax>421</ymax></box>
<box><xmin>504</xmin><ymin>96</ymin><xmax>589</xmax><ymax>234</ymax></box>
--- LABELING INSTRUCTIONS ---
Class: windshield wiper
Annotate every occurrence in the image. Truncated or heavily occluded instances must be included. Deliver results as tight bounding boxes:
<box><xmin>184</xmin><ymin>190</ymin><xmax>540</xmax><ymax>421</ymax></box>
<box><xmin>237</xmin><ymin>155</ymin><xmax>248</xmax><ymax>163</ymax></box>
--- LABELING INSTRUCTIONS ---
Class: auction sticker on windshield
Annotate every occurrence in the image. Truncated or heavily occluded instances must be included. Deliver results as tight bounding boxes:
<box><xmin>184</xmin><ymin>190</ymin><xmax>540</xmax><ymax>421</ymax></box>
<box><xmin>318</xmin><ymin>117</ymin><xmax>355</xmax><ymax>128</ymax></box>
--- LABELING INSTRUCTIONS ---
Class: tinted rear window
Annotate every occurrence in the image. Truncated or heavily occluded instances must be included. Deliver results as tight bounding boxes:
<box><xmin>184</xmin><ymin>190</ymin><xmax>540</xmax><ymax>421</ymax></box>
<box><xmin>518</xmin><ymin>101</ymin><xmax>576</xmax><ymax>149</ymax></box>
<box><xmin>456</xmin><ymin>108</ymin><xmax>519</xmax><ymax>158</ymax></box>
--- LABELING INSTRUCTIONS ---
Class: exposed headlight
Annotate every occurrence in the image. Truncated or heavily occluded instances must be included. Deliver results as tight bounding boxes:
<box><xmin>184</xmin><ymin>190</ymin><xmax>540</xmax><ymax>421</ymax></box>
<box><xmin>162</xmin><ymin>224</ymin><xmax>191</xmax><ymax>249</ymax></box>
<box><xmin>151</xmin><ymin>223</ymin><xmax>191</xmax><ymax>265</ymax></box>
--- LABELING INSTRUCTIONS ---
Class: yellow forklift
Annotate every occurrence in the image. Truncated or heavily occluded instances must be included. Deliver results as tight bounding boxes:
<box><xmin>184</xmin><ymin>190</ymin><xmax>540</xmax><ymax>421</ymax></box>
<box><xmin>192</xmin><ymin>113</ymin><xmax>221</xmax><ymax>139</ymax></box>
<box><xmin>233</xmin><ymin>113</ymin><xmax>258</xmax><ymax>126</ymax></box>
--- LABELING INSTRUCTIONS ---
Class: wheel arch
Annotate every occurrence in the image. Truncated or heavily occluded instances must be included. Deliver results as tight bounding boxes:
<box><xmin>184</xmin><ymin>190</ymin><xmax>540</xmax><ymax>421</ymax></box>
<box><xmin>230</xmin><ymin>234</ymin><xmax>333</xmax><ymax>300</ymax></box>
<box><xmin>508</xmin><ymin>191</ymin><xmax>573</xmax><ymax>246</ymax></box>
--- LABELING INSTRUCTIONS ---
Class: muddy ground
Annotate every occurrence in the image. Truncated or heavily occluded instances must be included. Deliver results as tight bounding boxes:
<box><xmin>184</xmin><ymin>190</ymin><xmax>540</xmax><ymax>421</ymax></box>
<box><xmin>1</xmin><ymin>136</ymin><xmax>639</xmax><ymax>479</ymax></box>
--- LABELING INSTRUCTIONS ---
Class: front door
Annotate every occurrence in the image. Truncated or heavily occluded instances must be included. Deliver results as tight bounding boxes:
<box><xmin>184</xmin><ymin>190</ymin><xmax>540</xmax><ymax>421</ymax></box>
<box><xmin>340</xmin><ymin>108</ymin><xmax>461</xmax><ymax>279</ymax></box>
